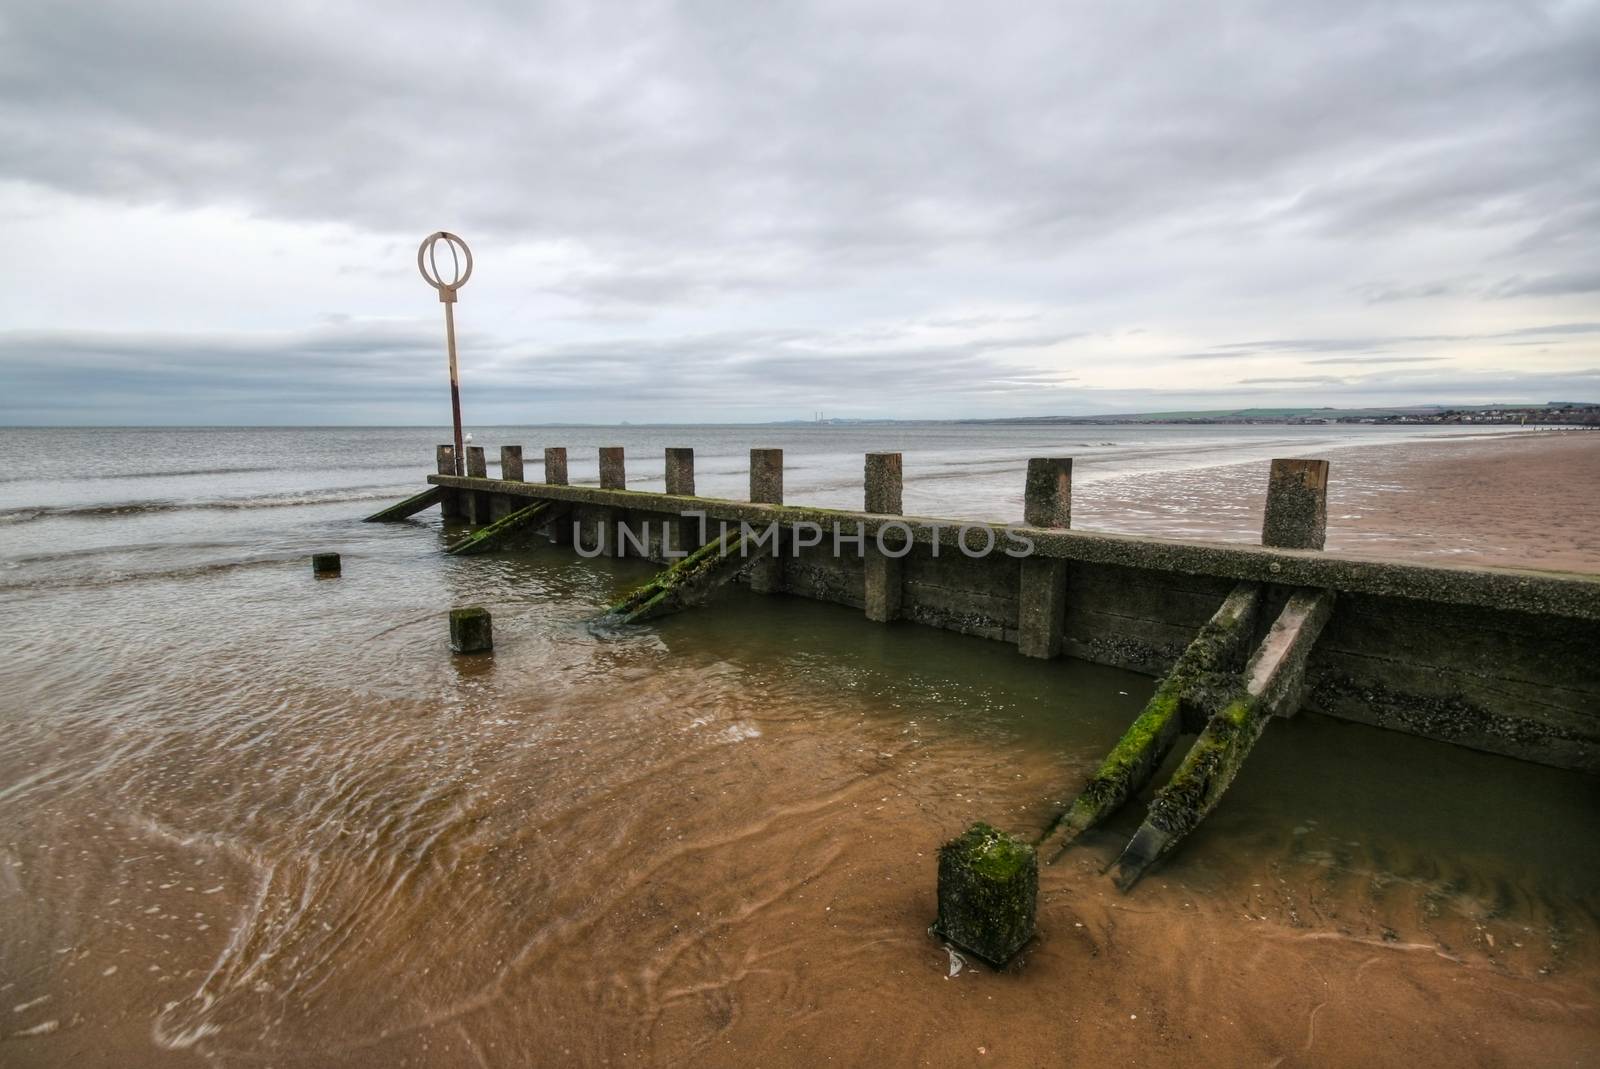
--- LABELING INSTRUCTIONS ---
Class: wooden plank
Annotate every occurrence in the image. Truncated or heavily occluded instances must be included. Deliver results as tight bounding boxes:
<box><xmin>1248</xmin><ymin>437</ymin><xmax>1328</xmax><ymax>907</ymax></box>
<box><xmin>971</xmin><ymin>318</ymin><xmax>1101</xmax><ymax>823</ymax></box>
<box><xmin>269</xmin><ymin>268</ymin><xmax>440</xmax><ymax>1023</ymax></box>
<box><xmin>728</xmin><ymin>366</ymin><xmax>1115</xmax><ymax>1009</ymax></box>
<box><xmin>363</xmin><ymin>485</ymin><xmax>445</xmax><ymax>523</ymax></box>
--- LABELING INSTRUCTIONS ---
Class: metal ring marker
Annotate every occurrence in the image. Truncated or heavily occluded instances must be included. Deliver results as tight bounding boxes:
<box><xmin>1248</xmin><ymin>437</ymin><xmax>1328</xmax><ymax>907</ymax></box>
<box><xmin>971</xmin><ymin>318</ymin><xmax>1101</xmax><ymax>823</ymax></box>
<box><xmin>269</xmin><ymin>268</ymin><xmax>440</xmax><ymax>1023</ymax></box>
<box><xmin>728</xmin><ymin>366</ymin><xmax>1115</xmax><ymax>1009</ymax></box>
<box><xmin>419</xmin><ymin>232</ymin><xmax>473</xmax><ymax>474</ymax></box>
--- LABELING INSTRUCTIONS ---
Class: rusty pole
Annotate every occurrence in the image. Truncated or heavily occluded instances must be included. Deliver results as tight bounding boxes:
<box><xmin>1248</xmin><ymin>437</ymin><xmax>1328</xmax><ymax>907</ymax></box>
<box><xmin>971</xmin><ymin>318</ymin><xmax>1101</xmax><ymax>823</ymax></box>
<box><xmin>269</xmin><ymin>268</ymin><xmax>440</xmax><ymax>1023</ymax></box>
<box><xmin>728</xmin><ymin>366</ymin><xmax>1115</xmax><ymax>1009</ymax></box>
<box><xmin>418</xmin><ymin>232</ymin><xmax>474</xmax><ymax>476</ymax></box>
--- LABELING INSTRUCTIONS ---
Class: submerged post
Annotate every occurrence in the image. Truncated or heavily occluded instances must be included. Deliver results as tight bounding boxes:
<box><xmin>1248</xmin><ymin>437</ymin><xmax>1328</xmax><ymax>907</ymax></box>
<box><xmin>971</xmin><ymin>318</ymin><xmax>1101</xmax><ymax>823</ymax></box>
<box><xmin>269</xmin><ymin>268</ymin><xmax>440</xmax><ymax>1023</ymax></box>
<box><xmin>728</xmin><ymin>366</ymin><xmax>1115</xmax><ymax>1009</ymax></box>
<box><xmin>599</xmin><ymin>447</ymin><xmax>626</xmax><ymax>490</ymax></box>
<box><xmin>312</xmin><ymin>552</ymin><xmax>341</xmax><ymax>577</ymax></box>
<box><xmin>1262</xmin><ymin>458</ymin><xmax>1329</xmax><ymax>550</ymax></box>
<box><xmin>544</xmin><ymin>447</ymin><xmax>569</xmax><ymax>486</ymax></box>
<box><xmin>665</xmin><ymin>447</ymin><xmax>696</xmax><ymax>496</ymax></box>
<box><xmin>932</xmin><ymin>822</ymin><xmax>1037</xmax><ymax>968</ymax></box>
<box><xmin>449</xmin><ymin>607</ymin><xmax>494</xmax><ymax>654</ymax></box>
<box><xmin>501</xmin><ymin>446</ymin><xmax>524</xmax><ymax>482</ymax></box>
<box><xmin>864</xmin><ymin>452</ymin><xmax>904</xmax><ymax>623</ymax></box>
<box><xmin>1017</xmin><ymin>458</ymin><xmax>1072</xmax><ymax>659</ymax></box>
<box><xmin>750</xmin><ymin>448</ymin><xmax>784</xmax><ymax>504</ymax></box>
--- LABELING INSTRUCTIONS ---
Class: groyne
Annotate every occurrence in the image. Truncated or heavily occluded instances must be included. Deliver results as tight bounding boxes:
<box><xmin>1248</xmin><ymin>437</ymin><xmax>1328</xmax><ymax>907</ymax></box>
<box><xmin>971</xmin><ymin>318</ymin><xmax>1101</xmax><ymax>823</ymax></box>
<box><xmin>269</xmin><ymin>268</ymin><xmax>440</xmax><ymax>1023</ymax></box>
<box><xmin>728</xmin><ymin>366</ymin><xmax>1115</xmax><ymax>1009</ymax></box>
<box><xmin>383</xmin><ymin>441</ymin><xmax>1598</xmax><ymax>781</ymax></box>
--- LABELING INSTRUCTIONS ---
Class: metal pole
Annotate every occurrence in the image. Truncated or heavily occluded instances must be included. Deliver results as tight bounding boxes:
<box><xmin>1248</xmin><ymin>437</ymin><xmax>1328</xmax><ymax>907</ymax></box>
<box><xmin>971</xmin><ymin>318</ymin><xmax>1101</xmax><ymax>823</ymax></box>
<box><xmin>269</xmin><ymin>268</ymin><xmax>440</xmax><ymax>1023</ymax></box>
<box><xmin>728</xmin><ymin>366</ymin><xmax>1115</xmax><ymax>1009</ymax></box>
<box><xmin>418</xmin><ymin>232</ymin><xmax>474</xmax><ymax>476</ymax></box>
<box><xmin>445</xmin><ymin>300</ymin><xmax>464</xmax><ymax>475</ymax></box>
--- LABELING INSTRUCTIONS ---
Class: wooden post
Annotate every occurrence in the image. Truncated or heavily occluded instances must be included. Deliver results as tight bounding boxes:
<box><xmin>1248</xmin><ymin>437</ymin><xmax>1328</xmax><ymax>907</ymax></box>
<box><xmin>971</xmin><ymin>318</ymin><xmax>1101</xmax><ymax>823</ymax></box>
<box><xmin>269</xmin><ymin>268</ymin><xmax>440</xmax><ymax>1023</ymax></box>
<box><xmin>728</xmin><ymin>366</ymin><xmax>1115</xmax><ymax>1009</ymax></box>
<box><xmin>436</xmin><ymin>444</ymin><xmax>456</xmax><ymax>476</ymax></box>
<box><xmin>1262</xmin><ymin>459</ymin><xmax>1329</xmax><ymax>550</ymax></box>
<box><xmin>312</xmin><ymin>553</ymin><xmax>341</xmax><ymax>576</ymax></box>
<box><xmin>864</xmin><ymin>452</ymin><xmax>904</xmax><ymax>622</ymax></box>
<box><xmin>501</xmin><ymin>445</ymin><xmax>524</xmax><ymax>482</ymax></box>
<box><xmin>599</xmin><ymin>447</ymin><xmax>626</xmax><ymax>490</ymax></box>
<box><xmin>465</xmin><ymin>446</ymin><xmax>487</xmax><ymax>478</ymax></box>
<box><xmin>1018</xmin><ymin>458</ymin><xmax>1072</xmax><ymax>659</ymax></box>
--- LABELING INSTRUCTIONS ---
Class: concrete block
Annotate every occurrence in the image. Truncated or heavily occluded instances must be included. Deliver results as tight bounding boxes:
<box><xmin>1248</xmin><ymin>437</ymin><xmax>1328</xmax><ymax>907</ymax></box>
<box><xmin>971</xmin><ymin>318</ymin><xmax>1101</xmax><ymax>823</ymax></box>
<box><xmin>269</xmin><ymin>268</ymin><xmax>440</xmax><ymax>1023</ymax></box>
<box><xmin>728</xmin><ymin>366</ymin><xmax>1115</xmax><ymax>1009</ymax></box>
<box><xmin>665</xmin><ymin>447</ymin><xmax>696</xmax><ymax>496</ymax></box>
<box><xmin>311</xmin><ymin>552</ymin><xmax>341</xmax><ymax>576</ymax></box>
<box><xmin>1262</xmin><ymin>458</ymin><xmax>1329</xmax><ymax>550</ymax></box>
<box><xmin>932</xmin><ymin>822</ymin><xmax>1037</xmax><ymax>968</ymax></box>
<box><xmin>449</xmin><ymin>607</ymin><xmax>493</xmax><ymax>654</ymax></box>
<box><xmin>599</xmin><ymin>447</ymin><xmax>626</xmax><ymax>490</ymax></box>
<box><xmin>865</xmin><ymin>452</ymin><xmax>903</xmax><ymax>514</ymax></box>
<box><xmin>500</xmin><ymin>445</ymin><xmax>524</xmax><ymax>482</ymax></box>
<box><xmin>544</xmin><ymin>447</ymin><xmax>569</xmax><ymax>486</ymax></box>
<box><xmin>1024</xmin><ymin>458</ymin><xmax>1072</xmax><ymax>529</ymax></box>
<box><xmin>1017</xmin><ymin>557</ymin><xmax>1068</xmax><ymax>658</ymax></box>
<box><xmin>750</xmin><ymin>448</ymin><xmax>783</xmax><ymax>504</ymax></box>
<box><xmin>465</xmin><ymin>446</ymin><xmax>487</xmax><ymax>478</ymax></box>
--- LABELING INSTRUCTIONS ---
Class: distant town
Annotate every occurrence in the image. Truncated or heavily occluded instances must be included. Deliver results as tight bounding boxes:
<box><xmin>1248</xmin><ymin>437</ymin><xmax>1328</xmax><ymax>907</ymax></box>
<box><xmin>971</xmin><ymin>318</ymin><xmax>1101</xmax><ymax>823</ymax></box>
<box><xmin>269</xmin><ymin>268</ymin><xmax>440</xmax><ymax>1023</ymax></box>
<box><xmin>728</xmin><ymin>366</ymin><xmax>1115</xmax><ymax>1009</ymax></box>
<box><xmin>780</xmin><ymin>402</ymin><xmax>1600</xmax><ymax>428</ymax></box>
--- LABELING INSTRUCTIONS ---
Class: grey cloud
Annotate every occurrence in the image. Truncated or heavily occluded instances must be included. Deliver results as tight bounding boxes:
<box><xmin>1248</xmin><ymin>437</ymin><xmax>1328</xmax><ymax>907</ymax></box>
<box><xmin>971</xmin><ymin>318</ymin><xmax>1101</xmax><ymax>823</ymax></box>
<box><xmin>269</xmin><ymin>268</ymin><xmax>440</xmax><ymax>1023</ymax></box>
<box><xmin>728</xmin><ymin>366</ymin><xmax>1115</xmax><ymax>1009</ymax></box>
<box><xmin>2</xmin><ymin>1</ymin><xmax>1597</xmax><ymax>308</ymax></box>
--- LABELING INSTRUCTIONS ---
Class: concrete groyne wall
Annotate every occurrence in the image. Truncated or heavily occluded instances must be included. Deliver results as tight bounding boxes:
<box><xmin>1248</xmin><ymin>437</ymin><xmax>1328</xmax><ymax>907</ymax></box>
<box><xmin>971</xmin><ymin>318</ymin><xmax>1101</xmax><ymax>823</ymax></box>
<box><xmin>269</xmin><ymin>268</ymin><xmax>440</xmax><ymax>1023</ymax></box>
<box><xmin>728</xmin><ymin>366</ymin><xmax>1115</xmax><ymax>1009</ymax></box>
<box><xmin>420</xmin><ymin>443</ymin><xmax>1600</xmax><ymax>774</ymax></box>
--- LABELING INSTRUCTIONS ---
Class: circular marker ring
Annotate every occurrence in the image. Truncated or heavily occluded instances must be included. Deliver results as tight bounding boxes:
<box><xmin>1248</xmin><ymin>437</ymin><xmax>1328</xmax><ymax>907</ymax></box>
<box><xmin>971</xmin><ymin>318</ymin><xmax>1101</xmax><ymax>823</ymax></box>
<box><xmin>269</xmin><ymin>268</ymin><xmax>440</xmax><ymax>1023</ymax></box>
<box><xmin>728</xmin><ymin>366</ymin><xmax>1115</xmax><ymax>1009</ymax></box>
<box><xmin>418</xmin><ymin>231</ymin><xmax>473</xmax><ymax>301</ymax></box>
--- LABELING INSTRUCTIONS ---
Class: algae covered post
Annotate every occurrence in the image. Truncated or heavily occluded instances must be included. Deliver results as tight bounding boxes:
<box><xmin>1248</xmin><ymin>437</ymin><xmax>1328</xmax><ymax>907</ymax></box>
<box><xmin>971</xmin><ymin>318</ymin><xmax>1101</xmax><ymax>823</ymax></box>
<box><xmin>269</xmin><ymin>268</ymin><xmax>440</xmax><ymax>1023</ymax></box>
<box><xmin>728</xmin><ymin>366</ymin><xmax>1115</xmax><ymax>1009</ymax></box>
<box><xmin>933</xmin><ymin>822</ymin><xmax>1038</xmax><ymax>968</ymax></box>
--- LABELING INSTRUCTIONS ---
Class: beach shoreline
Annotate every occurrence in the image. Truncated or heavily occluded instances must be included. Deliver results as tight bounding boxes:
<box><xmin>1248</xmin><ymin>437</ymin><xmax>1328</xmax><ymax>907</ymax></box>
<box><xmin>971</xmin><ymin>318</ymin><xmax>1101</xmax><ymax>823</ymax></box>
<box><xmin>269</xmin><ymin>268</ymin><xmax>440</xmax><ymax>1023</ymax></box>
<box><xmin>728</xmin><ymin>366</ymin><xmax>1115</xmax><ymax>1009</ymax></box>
<box><xmin>1079</xmin><ymin>429</ymin><xmax>1600</xmax><ymax>573</ymax></box>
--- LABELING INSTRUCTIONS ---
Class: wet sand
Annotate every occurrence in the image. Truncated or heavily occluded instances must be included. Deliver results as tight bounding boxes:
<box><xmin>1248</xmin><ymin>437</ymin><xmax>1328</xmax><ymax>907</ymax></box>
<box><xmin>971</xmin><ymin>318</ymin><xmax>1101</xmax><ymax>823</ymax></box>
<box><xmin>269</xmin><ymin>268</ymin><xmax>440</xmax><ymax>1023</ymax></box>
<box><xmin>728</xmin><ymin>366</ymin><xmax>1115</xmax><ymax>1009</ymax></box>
<box><xmin>1080</xmin><ymin>429</ymin><xmax>1600</xmax><ymax>573</ymax></box>
<box><xmin>2</xmin><ymin>428</ymin><xmax>1597</xmax><ymax>1068</ymax></box>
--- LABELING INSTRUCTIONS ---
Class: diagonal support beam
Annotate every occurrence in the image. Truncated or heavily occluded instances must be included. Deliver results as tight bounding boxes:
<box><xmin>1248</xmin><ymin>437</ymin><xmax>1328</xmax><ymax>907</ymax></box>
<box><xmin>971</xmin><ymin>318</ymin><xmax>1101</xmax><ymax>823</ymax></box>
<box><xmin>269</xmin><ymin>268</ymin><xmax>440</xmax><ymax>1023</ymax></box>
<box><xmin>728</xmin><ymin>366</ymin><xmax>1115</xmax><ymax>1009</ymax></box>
<box><xmin>363</xmin><ymin>486</ymin><xmax>446</xmax><ymax>522</ymax></box>
<box><xmin>447</xmin><ymin>500</ymin><xmax>569</xmax><ymax>556</ymax></box>
<box><xmin>1038</xmin><ymin>582</ymin><xmax>1263</xmax><ymax>861</ymax></box>
<box><xmin>600</xmin><ymin>529</ymin><xmax>757</xmax><ymax>625</ymax></box>
<box><xmin>1111</xmin><ymin>587</ymin><xmax>1335</xmax><ymax>891</ymax></box>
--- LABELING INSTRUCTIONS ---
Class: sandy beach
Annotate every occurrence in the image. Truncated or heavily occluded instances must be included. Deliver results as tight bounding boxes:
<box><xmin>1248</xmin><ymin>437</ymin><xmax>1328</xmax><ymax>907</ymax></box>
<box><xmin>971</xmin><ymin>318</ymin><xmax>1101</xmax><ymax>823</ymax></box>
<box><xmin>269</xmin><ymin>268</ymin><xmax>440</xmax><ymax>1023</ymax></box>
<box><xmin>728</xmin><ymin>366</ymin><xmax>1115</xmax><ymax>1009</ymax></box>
<box><xmin>1082</xmin><ymin>430</ymin><xmax>1600</xmax><ymax>573</ymax></box>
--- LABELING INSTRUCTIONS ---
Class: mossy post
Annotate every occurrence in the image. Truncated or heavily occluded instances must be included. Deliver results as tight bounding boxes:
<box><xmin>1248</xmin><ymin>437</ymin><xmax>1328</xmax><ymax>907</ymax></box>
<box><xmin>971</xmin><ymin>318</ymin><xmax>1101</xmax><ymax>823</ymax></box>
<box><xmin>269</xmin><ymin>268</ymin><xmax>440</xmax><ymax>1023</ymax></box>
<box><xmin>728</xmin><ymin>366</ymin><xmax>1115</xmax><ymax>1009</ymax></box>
<box><xmin>1017</xmin><ymin>458</ymin><xmax>1072</xmax><ymax>659</ymax></box>
<box><xmin>449</xmin><ymin>606</ymin><xmax>494</xmax><ymax>654</ymax></box>
<box><xmin>312</xmin><ymin>552</ymin><xmax>341</xmax><ymax>577</ymax></box>
<box><xmin>933</xmin><ymin>822</ymin><xmax>1037</xmax><ymax>968</ymax></box>
<box><xmin>438</xmin><ymin>445</ymin><xmax>465</xmax><ymax>520</ymax></box>
<box><xmin>748</xmin><ymin>449</ymin><xmax>784</xmax><ymax>593</ymax></box>
<box><xmin>500</xmin><ymin>445</ymin><xmax>524</xmax><ymax>482</ymax></box>
<box><xmin>543</xmin><ymin>447</ymin><xmax>569</xmax><ymax>486</ymax></box>
<box><xmin>599</xmin><ymin>447</ymin><xmax>626</xmax><ymax>490</ymax></box>
<box><xmin>1262</xmin><ymin>458</ymin><xmax>1329</xmax><ymax>550</ymax></box>
<box><xmin>864</xmin><ymin>452</ymin><xmax>904</xmax><ymax>623</ymax></box>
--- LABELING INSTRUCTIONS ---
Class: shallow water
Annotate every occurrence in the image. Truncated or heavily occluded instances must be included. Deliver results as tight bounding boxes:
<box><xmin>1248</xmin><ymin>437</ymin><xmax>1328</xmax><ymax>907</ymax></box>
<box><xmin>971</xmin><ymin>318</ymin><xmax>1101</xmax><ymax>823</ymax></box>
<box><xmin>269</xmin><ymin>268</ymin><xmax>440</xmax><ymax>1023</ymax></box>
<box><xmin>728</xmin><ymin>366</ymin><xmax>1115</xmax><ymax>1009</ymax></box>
<box><xmin>0</xmin><ymin>425</ymin><xmax>1595</xmax><ymax>1066</ymax></box>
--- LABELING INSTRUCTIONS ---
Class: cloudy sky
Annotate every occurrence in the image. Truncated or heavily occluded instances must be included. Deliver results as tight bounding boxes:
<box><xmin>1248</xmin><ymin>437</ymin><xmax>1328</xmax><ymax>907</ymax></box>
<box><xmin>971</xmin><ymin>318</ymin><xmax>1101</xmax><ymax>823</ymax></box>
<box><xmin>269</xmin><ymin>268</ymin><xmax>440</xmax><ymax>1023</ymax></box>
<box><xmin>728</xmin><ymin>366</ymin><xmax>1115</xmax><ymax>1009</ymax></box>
<box><xmin>1</xmin><ymin>0</ymin><xmax>1597</xmax><ymax>424</ymax></box>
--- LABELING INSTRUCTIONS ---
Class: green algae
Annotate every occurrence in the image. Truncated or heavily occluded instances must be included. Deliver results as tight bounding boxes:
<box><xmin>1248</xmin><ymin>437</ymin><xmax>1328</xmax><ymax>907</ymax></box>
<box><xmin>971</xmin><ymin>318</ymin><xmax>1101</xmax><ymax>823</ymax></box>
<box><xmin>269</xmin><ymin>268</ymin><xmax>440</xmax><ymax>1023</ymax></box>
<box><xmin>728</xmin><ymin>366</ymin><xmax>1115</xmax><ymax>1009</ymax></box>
<box><xmin>933</xmin><ymin>822</ymin><xmax>1037</xmax><ymax>967</ymax></box>
<box><xmin>1039</xmin><ymin>582</ymin><xmax>1261</xmax><ymax>856</ymax></box>
<box><xmin>448</xmin><ymin>500</ymin><xmax>565</xmax><ymax>556</ymax></box>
